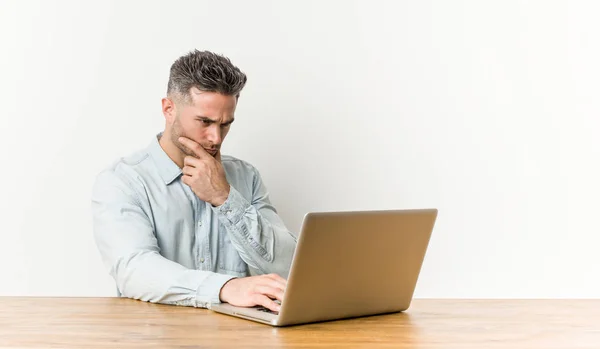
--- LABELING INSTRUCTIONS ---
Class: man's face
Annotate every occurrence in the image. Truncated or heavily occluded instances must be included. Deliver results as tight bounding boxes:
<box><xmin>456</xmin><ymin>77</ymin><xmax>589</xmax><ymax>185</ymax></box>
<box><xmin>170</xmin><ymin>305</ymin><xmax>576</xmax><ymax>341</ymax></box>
<box><xmin>168</xmin><ymin>88</ymin><xmax>237</xmax><ymax>158</ymax></box>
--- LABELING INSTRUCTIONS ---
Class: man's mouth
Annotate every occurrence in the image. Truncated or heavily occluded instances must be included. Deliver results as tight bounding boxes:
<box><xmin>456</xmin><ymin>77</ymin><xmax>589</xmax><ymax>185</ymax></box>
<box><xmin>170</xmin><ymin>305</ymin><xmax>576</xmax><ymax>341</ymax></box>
<box><xmin>205</xmin><ymin>148</ymin><xmax>218</xmax><ymax>156</ymax></box>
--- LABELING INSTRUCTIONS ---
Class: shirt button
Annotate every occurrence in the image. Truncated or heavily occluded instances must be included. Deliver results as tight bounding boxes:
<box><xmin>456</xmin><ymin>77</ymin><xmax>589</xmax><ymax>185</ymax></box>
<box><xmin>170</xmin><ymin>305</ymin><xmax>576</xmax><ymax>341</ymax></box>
<box><xmin>197</xmin><ymin>221</ymin><xmax>202</xmax><ymax>227</ymax></box>
<box><xmin>200</xmin><ymin>258</ymin><xmax>205</xmax><ymax>263</ymax></box>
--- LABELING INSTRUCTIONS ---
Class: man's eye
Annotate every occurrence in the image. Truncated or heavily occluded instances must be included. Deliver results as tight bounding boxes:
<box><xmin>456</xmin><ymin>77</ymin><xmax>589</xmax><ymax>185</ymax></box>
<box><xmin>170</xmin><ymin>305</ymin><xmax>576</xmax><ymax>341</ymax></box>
<box><xmin>202</xmin><ymin>120</ymin><xmax>212</xmax><ymax>125</ymax></box>
<box><xmin>221</xmin><ymin>123</ymin><xmax>231</xmax><ymax>128</ymax></box>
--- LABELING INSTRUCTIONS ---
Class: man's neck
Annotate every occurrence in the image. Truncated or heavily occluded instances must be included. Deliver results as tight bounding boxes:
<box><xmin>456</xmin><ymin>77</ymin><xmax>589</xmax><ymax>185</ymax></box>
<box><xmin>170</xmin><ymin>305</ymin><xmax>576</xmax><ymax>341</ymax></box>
<box><xmin>158</xmin><ymin>133</ymin><xmax>185</xmax><ymax>169</ymax></box>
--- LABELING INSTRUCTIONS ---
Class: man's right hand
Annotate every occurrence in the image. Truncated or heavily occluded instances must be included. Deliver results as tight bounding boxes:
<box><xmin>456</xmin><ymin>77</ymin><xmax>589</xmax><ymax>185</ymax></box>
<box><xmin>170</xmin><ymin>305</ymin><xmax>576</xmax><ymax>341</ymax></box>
<box><xmin>219</xmin><ymin>274</ymin><xmax>287</xmax><ymax>312</ymax></box>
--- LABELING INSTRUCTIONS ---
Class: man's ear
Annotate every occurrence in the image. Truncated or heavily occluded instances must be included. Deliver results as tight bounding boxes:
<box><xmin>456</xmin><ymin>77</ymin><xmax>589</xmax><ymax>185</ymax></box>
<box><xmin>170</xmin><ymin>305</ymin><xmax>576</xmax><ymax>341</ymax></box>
<box><xmin>162</xmin><ymin>97</ymin><xmax>176</xmax><ymax>123</ymax></box>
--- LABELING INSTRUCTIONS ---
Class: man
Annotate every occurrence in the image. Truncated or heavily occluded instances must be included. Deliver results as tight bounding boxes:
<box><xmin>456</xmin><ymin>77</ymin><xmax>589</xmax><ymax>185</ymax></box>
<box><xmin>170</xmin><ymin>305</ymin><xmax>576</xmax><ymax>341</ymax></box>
<box><xmin>91</xmin><ymin>50</ymin><xmax>297</xmax><ymax>312</ymax></box>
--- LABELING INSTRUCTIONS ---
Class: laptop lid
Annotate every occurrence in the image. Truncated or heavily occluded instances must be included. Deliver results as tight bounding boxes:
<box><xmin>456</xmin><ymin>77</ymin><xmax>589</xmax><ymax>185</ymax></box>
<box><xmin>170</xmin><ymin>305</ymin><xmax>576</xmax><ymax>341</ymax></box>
<box><xmin>272</xmin><ymin>208</ymin><xmax>438</xmax><ymax>326</ymax></box>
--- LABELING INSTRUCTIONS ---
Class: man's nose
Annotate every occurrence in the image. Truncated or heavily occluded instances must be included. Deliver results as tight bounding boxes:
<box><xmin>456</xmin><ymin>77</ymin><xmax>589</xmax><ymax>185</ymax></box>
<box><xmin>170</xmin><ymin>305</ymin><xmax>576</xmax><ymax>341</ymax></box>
<box><xmin>207</xmin><ymin>125</ymin><xmax>222</xmax><ymax>145</ymax></box>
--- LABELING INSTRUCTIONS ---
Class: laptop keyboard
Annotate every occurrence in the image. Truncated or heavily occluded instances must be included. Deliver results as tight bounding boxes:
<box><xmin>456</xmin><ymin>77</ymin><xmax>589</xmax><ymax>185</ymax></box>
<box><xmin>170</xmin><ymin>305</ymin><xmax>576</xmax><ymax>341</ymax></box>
<box><xmin>255</xmin><ymin>306</ymin><xmax>279</xmax><ymax>315</ymax></box>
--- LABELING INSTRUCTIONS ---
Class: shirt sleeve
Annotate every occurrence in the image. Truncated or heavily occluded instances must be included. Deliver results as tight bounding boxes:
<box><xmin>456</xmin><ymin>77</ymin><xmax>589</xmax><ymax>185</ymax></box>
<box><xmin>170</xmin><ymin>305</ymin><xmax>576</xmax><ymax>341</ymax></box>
<box><xmin>91</xmin><ymin>169</ymin><xmax>236</xmax><ymax>308</ymax></box>
<box><xmin>212</xmin><ymin>165</ymin><xmax>298</xmax><ymax>278</ymax></box>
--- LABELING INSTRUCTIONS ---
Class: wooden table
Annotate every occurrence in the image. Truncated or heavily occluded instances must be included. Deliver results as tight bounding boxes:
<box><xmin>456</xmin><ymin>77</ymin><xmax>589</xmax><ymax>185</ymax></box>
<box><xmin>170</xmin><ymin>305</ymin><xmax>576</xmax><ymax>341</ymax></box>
<box><xmin>0</xmin><ymin>298</ymin><xmax>598</xmax><ymax>348</ymax></box>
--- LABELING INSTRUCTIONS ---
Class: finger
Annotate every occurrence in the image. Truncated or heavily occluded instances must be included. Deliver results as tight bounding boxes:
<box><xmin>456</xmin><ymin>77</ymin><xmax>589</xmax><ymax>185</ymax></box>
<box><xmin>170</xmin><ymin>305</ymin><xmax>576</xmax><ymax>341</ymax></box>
<box><xmin>265</xmin><ymin>274</ymin><xmax>287</xmax><ymax>289</ymax></box>
<box><xmin>178</xmin><ymin>137</ymin><xmax>209</xmax><ymax>159</ymax></box>
<box><xmin>182</xmin><ymin>174</ymin><xmax>192</xmax><ymax>186</ymax></box>
<box><xmin>260</xmin><ymin>275</ymin><xmax>286</xmax><ymax>293</ymax></box>
<box><xmin>255</xmin><ymin>285</ymin><xmax>285</xmax><ymax>302</ymax></box>
<box><xmin>182</xmin><ymin>166</ymin><xmax>194</xmax><ymax>176</ymax></box>
<box><xmin>256</xmin><ymin>278</ymin><xmax>286</xmax><ymax>300</ymax></box>
<box><xmin>268</xmin><ymin>279</ymin><xmax>287</xmax><ymax>294</ymax></box>
<box><xmin>183</xmin><ymin>156</ymin><xmax>201</xmax><ymax>168</ymax></box>
<box><xmin>254</xmin><ymin>294</ymin><xmax>281</xmax><ymax>312</ymax></box>
<box><xmin>265</xmin><ymin>273</ymin><xmax>286</xmax><ymax>283</ymax></box>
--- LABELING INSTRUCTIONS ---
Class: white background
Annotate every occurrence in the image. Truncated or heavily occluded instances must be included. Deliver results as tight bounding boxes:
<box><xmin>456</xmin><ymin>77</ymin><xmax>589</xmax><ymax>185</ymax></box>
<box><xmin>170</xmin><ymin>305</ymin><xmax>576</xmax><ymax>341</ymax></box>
<box><xmin>1</xmin><ymin>0</ymin><xmax>598</xmax><ymax>298</ymax></box>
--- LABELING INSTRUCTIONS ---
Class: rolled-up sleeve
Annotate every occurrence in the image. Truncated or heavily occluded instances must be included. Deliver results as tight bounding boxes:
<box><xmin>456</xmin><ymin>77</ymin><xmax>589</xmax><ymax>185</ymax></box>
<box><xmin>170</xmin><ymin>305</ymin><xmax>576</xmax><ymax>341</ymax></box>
<box><xmin>213</xmin><ymin>166</ymin><xmax>298</xmax><ymax>278</ymax></box>
<box><xmin>92</xmin><ymin>170</ymin><xmax>235</xmax><ymax>307</ymax></box>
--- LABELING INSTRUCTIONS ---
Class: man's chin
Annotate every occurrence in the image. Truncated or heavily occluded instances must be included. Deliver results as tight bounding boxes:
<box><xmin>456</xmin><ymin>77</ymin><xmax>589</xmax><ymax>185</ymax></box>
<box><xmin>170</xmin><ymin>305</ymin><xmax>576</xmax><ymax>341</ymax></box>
<box><xmin>175</xmin><ymin>139</ymin><xmax>219</xmax><ymax>158</ymax></box>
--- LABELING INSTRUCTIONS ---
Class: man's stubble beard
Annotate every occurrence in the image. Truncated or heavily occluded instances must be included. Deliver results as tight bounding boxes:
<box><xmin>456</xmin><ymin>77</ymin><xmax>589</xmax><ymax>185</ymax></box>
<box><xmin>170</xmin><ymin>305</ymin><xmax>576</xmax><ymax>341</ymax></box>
<box><xmin>170</xmin><ymin>114</ymin><xmax>220</xmax><ymax>159</ymax></box>
<box><xmin>170</xmin><ymin>115</ymin><xmax>196</xmax><ymax>158</ymax></box>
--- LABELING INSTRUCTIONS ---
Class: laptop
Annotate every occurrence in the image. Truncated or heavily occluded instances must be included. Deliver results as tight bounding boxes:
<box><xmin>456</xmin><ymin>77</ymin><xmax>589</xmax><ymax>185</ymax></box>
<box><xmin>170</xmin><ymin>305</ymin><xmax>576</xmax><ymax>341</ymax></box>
<box><xmin>210</xmin><ymin>208</ymin><xmax>438</xmax><ymax>326</ymax></box>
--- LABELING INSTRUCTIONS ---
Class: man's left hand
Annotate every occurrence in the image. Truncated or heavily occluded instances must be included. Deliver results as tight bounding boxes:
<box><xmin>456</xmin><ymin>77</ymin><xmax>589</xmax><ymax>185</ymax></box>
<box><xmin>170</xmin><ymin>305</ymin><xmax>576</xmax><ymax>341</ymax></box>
<box><xmin>179</xmin><ymin>137</ymin><xmax>230</xmax><ymax>206</ymax></box>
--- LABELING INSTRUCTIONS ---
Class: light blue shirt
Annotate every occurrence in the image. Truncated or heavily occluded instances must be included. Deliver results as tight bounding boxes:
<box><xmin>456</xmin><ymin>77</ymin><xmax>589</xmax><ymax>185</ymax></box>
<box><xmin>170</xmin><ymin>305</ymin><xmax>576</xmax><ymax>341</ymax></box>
<box><xmin>91</xmin><ymin>133</ymin><xmax>297</xmax><ymax>308</ymax></box>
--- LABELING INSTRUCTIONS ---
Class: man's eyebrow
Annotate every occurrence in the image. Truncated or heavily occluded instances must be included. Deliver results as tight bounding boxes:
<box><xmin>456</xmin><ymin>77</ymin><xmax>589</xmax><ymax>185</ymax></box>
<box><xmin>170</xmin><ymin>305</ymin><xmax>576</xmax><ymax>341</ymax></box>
<box><xmin>196</xmin><ymin>116</ymin><xmax>235</xmax><ymax>125</ymax></box>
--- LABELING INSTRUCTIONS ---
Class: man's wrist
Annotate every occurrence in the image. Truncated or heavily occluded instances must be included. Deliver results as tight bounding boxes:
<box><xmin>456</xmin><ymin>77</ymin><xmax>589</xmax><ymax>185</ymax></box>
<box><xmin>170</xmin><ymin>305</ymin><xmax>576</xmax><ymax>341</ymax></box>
<box><xmin>211</xmin><ymin>185</ymin><xmax>231</xmax><ymax>207</ymax></box>
<box><xmin>219</xmin><ymin>277</ymin><xmax>236</xmax><ymax>302</ymax></box>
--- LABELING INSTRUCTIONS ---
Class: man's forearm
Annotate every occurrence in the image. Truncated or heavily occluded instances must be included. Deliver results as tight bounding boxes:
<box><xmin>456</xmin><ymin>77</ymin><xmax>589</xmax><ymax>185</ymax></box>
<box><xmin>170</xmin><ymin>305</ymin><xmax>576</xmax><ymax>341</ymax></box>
<box><xmin>111</xmin><ymin>249</ymin><xmax>236</xmax><ymax>308</ymax></box>
<box><xmin>214</xmin><ymin>186</ymin><xmax>297</xmax><ymax>277</ymax></box>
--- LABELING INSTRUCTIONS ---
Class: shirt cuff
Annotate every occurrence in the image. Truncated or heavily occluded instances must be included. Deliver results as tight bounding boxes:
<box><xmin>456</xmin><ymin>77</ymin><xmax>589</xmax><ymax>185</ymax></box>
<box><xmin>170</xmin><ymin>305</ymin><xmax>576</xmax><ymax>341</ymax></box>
<box><xmin>213</xmin><ymin>186</ymin><xmax>250</xmax><ymax>225</ymax></box>
<box><xmin>195</xmin><ymin>272</ymin><xmax>237</xmax><ymax>308</ymax></box>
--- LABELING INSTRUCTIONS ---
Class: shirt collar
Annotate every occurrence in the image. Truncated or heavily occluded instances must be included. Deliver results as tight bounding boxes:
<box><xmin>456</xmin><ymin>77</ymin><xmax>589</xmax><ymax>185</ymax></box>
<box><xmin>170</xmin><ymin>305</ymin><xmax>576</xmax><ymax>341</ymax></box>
<box><xmin>148</xmin><ymin>132</ymin><xmax>182</xmax><ymax>185</ymax></box>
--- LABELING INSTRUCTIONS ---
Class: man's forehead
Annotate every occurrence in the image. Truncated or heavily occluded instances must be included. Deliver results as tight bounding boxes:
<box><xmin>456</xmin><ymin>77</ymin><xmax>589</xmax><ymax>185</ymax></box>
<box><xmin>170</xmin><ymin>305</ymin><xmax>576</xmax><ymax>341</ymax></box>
<box><xmin>184</xmin><ymin>89</ymin><xmax>235</xmax><ymax>121</ymax></box>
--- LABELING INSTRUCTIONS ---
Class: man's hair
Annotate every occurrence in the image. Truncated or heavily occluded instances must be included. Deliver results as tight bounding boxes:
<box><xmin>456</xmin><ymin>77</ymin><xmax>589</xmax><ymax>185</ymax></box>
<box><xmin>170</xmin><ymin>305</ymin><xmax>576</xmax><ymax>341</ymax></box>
<box><xmin>167</xmin><ymin>50</ymin><xmax>247</xmax><ymax>103</ymax></box>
